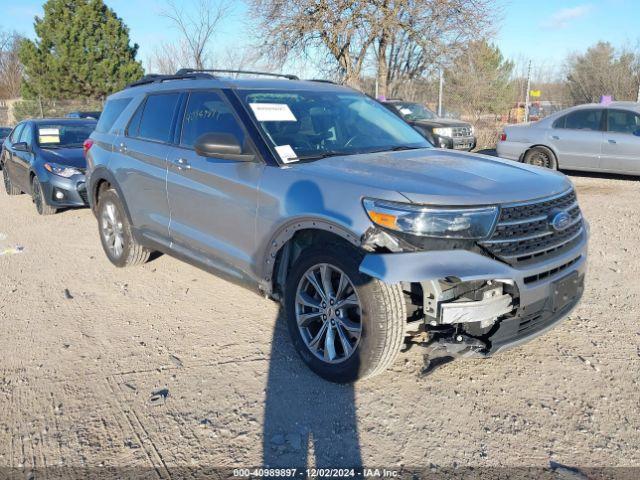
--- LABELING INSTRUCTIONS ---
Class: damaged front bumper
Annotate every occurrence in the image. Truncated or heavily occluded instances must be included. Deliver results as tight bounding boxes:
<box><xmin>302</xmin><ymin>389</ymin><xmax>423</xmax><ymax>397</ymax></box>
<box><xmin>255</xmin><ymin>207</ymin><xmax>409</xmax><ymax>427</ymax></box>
<box><xmin>359</xmin><ymin>234</ymin><xmax>588</xmax><ymax>356</ymax></box>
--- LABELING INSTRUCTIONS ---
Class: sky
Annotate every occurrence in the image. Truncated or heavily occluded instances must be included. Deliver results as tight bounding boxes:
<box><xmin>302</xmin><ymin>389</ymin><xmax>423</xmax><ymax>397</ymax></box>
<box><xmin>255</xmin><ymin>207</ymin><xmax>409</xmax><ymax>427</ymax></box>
<box><xmin>1</xmin><ymin>0</ymin><xmax>639</xmax><ymax>79</ymax></box>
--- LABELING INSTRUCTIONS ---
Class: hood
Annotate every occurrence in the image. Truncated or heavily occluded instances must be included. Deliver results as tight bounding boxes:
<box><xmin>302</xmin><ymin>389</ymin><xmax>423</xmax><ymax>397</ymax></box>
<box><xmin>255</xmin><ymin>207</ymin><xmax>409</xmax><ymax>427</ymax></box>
<box><xmin>294</xmin><ymin>148</ymin><xmax>572</xmax><ymax>206</ymax></box>
<box><xmin>412</xmin><ymin>118</ymin><xmax>471</xmax><ymax>128</ymax></box>
<box><xmin>38</xmin><ymin>147</ymin><xmax>87</xmax><ymax>169</ymax></box>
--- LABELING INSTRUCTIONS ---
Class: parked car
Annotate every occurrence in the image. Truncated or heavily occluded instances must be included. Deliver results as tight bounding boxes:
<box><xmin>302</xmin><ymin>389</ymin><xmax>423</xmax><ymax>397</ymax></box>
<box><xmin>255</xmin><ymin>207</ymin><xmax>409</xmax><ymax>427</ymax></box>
<box><xmin>1</xmin><ymin>118</ymin><xmax>96</xmax><ymax>214</ymax></box>
<box><xmin>86</xmin><ymin>70</ymin><xmax>587</xmax><ymax>383</ymax></box>
<box><xmin>382</xmin><ymin>100</ymin><xmax>476</xmax><ymax>151</ymax></box>
<box><xmin>498</xmin><ymin>101</ymin><xmax>640</xmax><ymax>175</ymax></box>
<box><xmin>66</xmin><ymin>111</ymin><xmax>102</xmax><ymax>120</ymax></box>
<box><xmin>0</xmin><ymin>127</ymin><xmax>11</xmax><ymax>143</ymax></box>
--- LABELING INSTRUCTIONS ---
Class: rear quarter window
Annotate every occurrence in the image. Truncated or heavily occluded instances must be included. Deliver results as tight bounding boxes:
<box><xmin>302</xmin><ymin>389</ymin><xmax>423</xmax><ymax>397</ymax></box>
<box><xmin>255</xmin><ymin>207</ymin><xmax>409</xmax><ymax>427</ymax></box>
<box><xmin>95</xmin><ymin>98</ymin><xmax>133</xmax><ymax>134</ymax></box>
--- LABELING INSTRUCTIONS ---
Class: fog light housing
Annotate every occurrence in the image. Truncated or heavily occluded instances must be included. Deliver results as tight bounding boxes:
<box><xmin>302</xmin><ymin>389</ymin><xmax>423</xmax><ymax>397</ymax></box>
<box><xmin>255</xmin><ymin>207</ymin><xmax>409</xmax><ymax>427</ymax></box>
<box><xmin>54</xmin><ymin>189</ymin><xmax>65</xmax><ymax>200</ymax></box>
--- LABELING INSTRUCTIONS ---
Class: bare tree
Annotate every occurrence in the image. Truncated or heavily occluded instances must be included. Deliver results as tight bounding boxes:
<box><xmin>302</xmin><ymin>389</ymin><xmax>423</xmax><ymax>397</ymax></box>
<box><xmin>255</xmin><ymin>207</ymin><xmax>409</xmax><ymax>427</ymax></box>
<box><xmin>375</xmin><ymin>0</ymin><xmax>498</xmax><ymax>98</ymax></box>
<box><xmin>564</xmin><ymin>42</ymin><xmax>640</xmax><ymax>104</ymax></box>
<box><xmin>161</xmin><ymin>0</ymin><xmax>230</xmax><ymax>71</ymax></box>
<box><xmin>147</xmin><ymin>41</ymin><xmax>193</xmax><ymax>74</ymax></box>
<box><xmin>249</xmin><ymin>0</ymin><xmax>377</xmax><ymax>87</ymax></box>
<box><xmin>0</xmin><ymin>30</ymin><xmax>23</xmax><ymax>98</ymax></box>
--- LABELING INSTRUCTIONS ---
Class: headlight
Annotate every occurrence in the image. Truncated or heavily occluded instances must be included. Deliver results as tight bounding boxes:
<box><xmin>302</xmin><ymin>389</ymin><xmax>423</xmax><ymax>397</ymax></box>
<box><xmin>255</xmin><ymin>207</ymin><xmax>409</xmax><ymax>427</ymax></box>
<box><xmin>470</xmin><ymin>125</ymin><xmax>475</xmax><ymax>135</ymax></box>
<box><xmin>363</xmin><ymin>198</ymin><xmax>498</xmax><ymax>239</ymax></box>
<box><xmin>433</xmin><ymin>127</ymin><xmax>453</xmax><ymax>137</ymax></box>
<box><xmin>44</xmin><ymin>162</ymin><xmax>82</xmax><ymax>178</ymax></box>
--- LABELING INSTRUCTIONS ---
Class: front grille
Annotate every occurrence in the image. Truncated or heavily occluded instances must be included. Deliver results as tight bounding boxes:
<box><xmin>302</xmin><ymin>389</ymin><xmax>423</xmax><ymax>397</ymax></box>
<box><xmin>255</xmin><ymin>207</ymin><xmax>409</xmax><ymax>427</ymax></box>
<box><xmin>453</xmin><ymin>126</ymin><xmax>472</xmax><ymax>137</ymax></box>
<box><xmin>480</xmin><ymin>189</ymin><xmax>585</xmax><ymax>265</ymax></box>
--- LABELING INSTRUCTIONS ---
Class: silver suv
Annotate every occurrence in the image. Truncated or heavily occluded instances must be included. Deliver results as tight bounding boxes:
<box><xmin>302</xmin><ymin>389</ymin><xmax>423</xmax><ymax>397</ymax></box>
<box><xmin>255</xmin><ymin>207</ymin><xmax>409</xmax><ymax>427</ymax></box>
<box><xmin>86</xmin><ymin>69</ymin><xmax>588</xmax><ymax>383</ymax></box>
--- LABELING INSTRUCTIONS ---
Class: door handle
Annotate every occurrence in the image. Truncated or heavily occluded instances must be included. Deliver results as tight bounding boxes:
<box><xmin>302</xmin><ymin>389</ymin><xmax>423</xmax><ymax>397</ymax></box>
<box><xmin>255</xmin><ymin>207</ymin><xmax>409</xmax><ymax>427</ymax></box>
<box><xmin>119</xmin><ymin>142</ymin><xmax>127</xmax><ymax>153</ymax></box>
<box><xmin>177</xmin><ymin>158</ymin><xmax>191</xmax><ymax>170</ymax></box>
<box><xmin>551</xmin><ymin>135</ymin><xmax>560</xmax><ymax>140</ymax></box>
<box><xmin>608</xmin><ymin>139</ymin><xmax>617</xmax><ymax>144</ymax></box>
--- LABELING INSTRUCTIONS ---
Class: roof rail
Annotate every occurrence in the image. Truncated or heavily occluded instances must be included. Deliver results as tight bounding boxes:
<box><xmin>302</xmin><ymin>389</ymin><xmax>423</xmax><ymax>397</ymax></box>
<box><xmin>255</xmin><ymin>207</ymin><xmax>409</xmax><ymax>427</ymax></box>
<box><xmin>307</xmin><ymin>79</ymin><xmax>338</xmax><ymax>84</ymax></box>
<box><xmin>126</xmin><ymin>72</ymin><xmax>214</xmax><ymax>88</ymax></box>
<box><xmin>175</xmin><ymin>68</ymin><xmax>299</xmax><ymax>80</ymax></box>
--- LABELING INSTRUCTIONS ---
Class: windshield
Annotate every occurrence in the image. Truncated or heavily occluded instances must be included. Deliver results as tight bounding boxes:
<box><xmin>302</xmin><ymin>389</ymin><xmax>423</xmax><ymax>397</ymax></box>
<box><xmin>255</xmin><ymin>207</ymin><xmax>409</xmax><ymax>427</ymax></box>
<box><xmin>392</xmin><ymin>102</ymin><xmax>437</xmax><ymax>121</ymax></box>
<box><xmin>239</xmin><ymin>90</ymin><xmax>429</xmax><ymax>162</ymax></box>
<box><xmin>37</xmin><ymin>123</ymin><xmax>95</xmax><ymax>148</ymax></box>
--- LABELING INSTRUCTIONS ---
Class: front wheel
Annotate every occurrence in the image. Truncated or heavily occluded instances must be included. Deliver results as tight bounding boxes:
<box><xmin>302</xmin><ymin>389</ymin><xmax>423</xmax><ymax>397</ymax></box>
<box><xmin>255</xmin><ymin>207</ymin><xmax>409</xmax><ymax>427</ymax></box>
<box><xmin>32</xmin><ymin>176</ymin><xmax>57</xmax><ymax>215</ymax></box>
<box><xmin>97</xmin><ymin>189</ymin><xmax>151</xmax><ymax>267</ymax></box>
<box><xmin>284</xmin><ymin>245</ymin><xmax>406</xmax><ymax>383</ymax></box>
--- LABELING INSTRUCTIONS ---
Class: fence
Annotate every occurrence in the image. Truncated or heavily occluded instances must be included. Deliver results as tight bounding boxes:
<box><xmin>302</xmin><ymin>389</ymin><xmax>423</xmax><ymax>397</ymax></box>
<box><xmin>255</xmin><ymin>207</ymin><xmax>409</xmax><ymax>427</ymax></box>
<box><xmin>4</xmin><ymin>98</ymin><xmax>104</xmax><ymax>125</ymax></box>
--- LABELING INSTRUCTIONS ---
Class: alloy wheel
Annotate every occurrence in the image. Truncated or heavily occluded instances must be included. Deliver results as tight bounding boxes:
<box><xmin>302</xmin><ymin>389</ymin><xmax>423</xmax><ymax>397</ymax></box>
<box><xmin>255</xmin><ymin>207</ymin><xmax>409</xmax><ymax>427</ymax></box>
<box><xmin>529</xmin><ymin>151</ymin><xmax>551</xmax><ymax>168</ymax></box>
<box><xmin>295</xmin><ymin>263</ymin><xmax>362</xmax><ymax>364</ymax></box>
<box><xmin>3</xmin><ymin>169</ymin><xmax>10</xmax><ymax>191</ymax></box>
<box><xmin>101</xmin><ymin>201</ymin><xmax>125</xmax><ymax>259</ymax></box>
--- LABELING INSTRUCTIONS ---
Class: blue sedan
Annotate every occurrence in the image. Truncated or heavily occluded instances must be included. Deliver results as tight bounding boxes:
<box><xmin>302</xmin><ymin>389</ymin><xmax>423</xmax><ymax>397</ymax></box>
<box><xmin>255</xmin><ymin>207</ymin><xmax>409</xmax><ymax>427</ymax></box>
<box><xmin>1</xmin><ymin>118</ymin><xmax>96</xmax><ymax>215</ymax></box>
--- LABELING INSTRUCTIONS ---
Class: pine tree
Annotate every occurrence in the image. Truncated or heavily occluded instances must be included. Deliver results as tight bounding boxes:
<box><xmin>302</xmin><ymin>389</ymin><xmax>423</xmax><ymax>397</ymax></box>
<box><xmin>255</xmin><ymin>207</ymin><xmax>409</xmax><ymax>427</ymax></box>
<box><xmin>18</xmin><ymin>0</ymin><xmax>144</xmax><ymax>100</ymax></box>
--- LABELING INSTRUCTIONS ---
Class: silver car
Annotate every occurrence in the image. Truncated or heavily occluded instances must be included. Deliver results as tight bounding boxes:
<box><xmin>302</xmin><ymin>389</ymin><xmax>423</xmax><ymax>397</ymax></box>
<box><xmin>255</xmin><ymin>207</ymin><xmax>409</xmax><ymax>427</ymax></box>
<box><xmin>497</xmin><ymin>101</ymin><xmax>640</xmax><ymax>175</ymax></box>
<box><xmin>86</xmin><ymin>69</ymin><xmax>588</xmax><ymax>383</ymax></box>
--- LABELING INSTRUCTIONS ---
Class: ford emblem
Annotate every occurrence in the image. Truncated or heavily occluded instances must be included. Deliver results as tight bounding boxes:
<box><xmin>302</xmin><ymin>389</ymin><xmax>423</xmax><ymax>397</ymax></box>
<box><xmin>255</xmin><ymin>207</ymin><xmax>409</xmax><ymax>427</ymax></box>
<box><xmin>550</xmin><ymin>211</ymin><xmax>572</xmax><ymax>231</ymax></box>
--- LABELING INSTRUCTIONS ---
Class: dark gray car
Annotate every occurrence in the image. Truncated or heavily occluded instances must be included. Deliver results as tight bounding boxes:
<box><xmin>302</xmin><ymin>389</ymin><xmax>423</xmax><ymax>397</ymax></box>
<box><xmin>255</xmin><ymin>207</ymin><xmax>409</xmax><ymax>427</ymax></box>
<box><xmin>1</xmin><ymin>118</ymin><xmax>95</xmax><ymax>214</ymax></box>
<box><xmin>86</xmin><ymin>70</ymin><xmax>588</xmax><ymax>383</ymax></box>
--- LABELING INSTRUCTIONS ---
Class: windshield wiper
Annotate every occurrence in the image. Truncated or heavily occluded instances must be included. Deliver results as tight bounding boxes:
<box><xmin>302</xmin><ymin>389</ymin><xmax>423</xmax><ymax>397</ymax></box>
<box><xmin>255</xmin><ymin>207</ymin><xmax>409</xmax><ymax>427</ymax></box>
<box><xmin>369</xmin><ymin>145</ymin><xmax>425</xmax><ymax>154</ymax></box>
<box><xmin>297</xmin><ymin>151</ymin><xmax>349</xmax><ymax>161</ymax></box>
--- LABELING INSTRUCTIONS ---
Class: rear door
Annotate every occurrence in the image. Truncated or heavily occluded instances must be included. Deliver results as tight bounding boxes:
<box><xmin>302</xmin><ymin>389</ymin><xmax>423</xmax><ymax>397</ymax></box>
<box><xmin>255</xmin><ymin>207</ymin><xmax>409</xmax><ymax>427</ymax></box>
<box><xmin>601</xmin><ymin>108</ymin><xmax>640</xmax><ymax>174</ymax></box>
<box><xmin>113</xmin><ymin>92</ymin><xmax>181</xmax><ymax>247</ymax></box>
<box><xmin>547</xmin><ymin>108</ymin><xmax>604</xmax><ymax>170</ymax></box>
<box><xmin>166</xmin><ymin>89</ymin><xmax>263</xmax><ymax>281</ymax></box>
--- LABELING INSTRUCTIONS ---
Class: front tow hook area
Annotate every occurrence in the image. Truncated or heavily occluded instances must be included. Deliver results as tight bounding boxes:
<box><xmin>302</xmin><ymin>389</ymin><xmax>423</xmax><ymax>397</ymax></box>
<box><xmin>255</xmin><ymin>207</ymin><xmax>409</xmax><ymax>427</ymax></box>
<box><xmin>419</xmin><ymin>333</ymin><xmax>488</xmax><ymax>376</ymax></box>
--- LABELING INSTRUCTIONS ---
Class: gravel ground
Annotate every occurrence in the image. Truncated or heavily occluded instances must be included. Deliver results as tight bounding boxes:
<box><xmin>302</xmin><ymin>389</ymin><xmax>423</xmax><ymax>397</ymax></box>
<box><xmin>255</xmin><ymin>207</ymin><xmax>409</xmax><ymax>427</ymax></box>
<box><xmin>0</xmin><ymin>171</ymin><xmax>639</xmax><ymax>476</ymax></box>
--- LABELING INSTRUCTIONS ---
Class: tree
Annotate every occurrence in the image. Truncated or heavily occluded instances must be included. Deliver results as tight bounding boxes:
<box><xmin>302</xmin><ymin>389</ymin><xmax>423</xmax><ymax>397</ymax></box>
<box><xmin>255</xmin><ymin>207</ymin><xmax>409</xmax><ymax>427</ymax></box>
<box><xmin>18</xmin><ymin>0</ymin><xmax>143</xmax><ymax>100</ymax></box>
<box><xmin>0</xmin><ymin>30</ymin><xmax>23</xmax><ymax>98</ymax></box>
<box><xmin>250</xmin><ymin>0</ymin><xmax>377</xmax><ymax>87</ymax></box>
<box><xmin>250</xmin><ymin>0</ymin><xmax>496</xmax><ymax>94</ymax></box>
<box><xmin>444</xmin><ymin>40</ymin><xmax>514</xmax><ymax>121</ymax></box>
<box><xmin>373</xmin><ymin>0</ymin><xmax>496</xmax><ymax>98</ymax></box>
<box><xmin>564</xmin><ymin>42</ymin><xmax>640</xmax><ymax>104</ymax></box>
<box><xmin>160</xmin><ymin>0</ymin><xmax>230</xmax><ymax>71</ymax></box>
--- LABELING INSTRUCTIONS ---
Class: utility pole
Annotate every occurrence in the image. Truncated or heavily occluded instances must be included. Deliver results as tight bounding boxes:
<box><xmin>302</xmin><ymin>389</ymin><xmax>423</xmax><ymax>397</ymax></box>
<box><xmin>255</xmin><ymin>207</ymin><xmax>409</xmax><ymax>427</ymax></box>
<box><xmin>524</xmin><ymin>60</ymin><xmax>532</xmax><ymax>123</ymax></box>
<box><xmin>636</xmin><ymin>81</ymin><xmax>640</xmax><ymax>103</ymax></box>
<box><xmin>438</xmin><ymin>69</ymin><xmax>444</xmax><ymax>117</ymax></box>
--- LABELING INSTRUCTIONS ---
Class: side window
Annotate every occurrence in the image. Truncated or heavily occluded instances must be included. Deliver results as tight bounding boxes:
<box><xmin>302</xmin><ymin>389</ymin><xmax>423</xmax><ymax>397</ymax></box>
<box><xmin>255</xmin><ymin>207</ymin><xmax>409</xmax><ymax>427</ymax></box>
<box><xmin>552</xmin><ymin>115</ymin><xmax>566</xmax><ymax>129</ymax></box>
<box><xmin>9</xmin><ymin>124</ymin><xmax>24</xmax><ymax>143</ymax></box>
<box><xmin>137</xmin><ymin>93</ymin><xmax>181</xmax><ymax>143</ymax></box>
<box><xmin>607</xmin><ymin>109</ymin><xmax>640</xmax><ymax>135</ymax></box>
<box><xmin>19</xmin><ymin>124</ymin><xmax>33</xmax><ymax>145</ymax></box>
<box><xmin>180</xmin><ymin>91</ymin><xmax>246</xmax><ymax>149</ymax></box>
<box><xmin>126</xmin><ymin>99</ymin><xmax>145</xmax><ymax>137</ymax></box>
<box><xmin>95</xmin><ymin>98</ymin><xmax>132</xmax><ymax>133</ymax></box>
<box><xmin>563</xmin><ymin>109</ymin><xmax>603</xmax><ymax>131</ymax></box>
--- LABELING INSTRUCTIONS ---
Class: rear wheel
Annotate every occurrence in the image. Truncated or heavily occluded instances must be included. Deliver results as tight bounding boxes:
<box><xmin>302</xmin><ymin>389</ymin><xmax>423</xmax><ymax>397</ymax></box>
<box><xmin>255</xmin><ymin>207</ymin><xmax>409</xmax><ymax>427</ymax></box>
<box><xmin>524</xmin><ymin>146</ymin><xmax>557</xmax><ymax>170</ymax></box>
<box><xmin>284</xmin><ymin>245</ymin><xmax>406</xmax><ymax>383</ymax></box>
<box><xmin>97</xmin><ymin>189</ymin><xmax>151</xmax><ymax>267</ymax></box>
<box><xmin>2</xmin><ymin>167</ymin><xmax>21</xmax><ymax>195</ymax></box>
<box><xmin>32</xmin><ymin>176</ymin><xmax>57</xmax><ymax>215</ymax></box>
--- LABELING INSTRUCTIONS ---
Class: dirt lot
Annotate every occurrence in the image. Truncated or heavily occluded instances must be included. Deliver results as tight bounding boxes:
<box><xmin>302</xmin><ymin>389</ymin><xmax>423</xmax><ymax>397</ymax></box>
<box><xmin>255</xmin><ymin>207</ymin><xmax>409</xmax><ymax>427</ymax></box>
<box><xmin>0</xmin><ymin>172</ymin><xmax>639</xmax><ymax>476</ymax></box>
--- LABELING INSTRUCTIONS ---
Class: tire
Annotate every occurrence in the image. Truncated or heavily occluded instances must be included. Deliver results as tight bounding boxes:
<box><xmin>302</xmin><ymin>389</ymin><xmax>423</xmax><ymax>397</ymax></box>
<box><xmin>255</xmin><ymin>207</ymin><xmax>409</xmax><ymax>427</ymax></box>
<box><xmin>2</xmin><ymin>166</ymin><xmax>21</xmax><ymax>195</ymax></box>
<box><xmin>284</xmin><ymin>244</ymin><xmax>406</xmax><ymax>383</ymax></box>
<box><xmin>97</xmin><ymin>189</ymin><xmax>151</xmax><ymax>267</ymax></box>
<box><xmin>523</xmin><ymin>146</ymin><xmax>557</xmax><ymax>170</ymax></box>
<box><xmin>32</xmin><ymin>176</ymin><xmax>57</xmax><ymax>215</ymax></box>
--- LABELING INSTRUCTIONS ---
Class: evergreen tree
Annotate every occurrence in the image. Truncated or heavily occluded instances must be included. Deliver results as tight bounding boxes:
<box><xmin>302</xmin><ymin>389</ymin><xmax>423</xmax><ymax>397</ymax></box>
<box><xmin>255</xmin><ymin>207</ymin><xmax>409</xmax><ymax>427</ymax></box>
<box><xmin>19</xmin><ymin>0</ymin><xmax>143</xmax><ymax>99</ymax></box>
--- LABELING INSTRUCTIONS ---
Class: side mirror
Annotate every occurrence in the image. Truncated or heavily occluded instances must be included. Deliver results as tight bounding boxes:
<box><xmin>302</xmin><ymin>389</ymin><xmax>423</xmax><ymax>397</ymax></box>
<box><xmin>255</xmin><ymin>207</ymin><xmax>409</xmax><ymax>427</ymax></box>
<box><xmin>13</xmin><ymin>142</ymin><xmax>29</xmax><ymax>152</ymax></box>
<box><xmin>194</xmin><ymin>133</ymin><xmax>255</xmax><ymax>162</ymax></box>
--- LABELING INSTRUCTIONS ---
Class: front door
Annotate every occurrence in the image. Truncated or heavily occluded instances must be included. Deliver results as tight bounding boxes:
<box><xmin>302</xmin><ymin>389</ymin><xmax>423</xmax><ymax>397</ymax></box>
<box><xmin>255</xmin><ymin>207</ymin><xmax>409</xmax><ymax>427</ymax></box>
<box><xmin>166</xmin><ymin>90</ymin><xmax>263</xmax><ymax>281</ymax></box>
<box><xmin>13</xmin><ymin>122</ymin><xmax>35</xmax><ymax>191</ymax></box>
<box><xmin>548</xmin><ymin>108</ymin><xmax>604</xmax><ymax>171</ymax></box>
<box><xmin>600</xmin><ymin>108</ymin><xmax>640</xmax><ymax>174</ymax></box>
